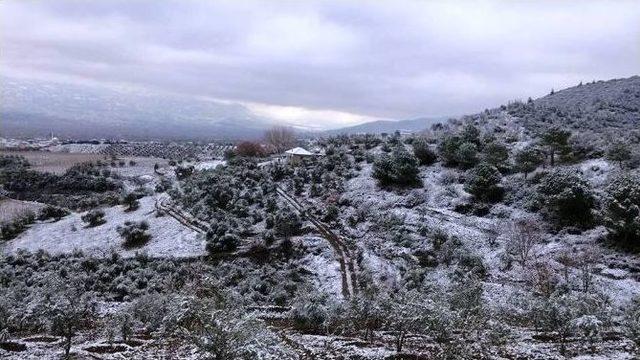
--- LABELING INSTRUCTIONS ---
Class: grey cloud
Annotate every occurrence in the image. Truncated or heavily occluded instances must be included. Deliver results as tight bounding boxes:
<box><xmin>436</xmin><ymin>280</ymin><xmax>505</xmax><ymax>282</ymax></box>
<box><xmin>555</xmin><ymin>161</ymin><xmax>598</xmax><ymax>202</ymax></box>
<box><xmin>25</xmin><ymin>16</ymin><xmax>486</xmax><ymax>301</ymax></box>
<box><xmin>1</xmin><ymin>0</ymin><xmax>639</xmax><ymax>127</ymax></box>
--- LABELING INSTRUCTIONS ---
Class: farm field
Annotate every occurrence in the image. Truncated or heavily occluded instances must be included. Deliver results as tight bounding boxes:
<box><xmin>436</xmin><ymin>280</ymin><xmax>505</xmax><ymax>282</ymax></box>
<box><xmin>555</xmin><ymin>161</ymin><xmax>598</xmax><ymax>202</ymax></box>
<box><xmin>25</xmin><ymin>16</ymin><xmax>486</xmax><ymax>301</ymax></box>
<box><xmin>0</xmin><ymin>198</ymin><xmax>44</xmax><ymax>223</ymax></box>
<box><xmin>0</xmin><ymin>150</ymin><xmax>107</xmax><ymax>174</ymax></box>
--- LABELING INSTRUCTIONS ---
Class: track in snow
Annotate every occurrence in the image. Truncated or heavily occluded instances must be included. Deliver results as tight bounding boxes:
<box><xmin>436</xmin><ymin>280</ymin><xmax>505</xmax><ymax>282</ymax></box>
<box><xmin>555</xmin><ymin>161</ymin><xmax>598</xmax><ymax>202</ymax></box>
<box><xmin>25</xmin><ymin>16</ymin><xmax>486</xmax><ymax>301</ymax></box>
<box><xmin>276</xmin><ymin>186</ymin><xmax>359</xmax><ymax>299</ymax></box>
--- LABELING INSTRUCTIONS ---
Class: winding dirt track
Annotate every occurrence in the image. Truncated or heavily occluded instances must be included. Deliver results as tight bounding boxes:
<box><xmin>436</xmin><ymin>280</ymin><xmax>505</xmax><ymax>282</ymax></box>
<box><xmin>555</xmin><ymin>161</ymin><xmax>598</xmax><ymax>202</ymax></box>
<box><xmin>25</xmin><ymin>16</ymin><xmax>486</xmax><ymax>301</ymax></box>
<box><xmin>154</xmin><ymin>196</ymin><xmax>208</xmax><ymax>234</ymax></box>
<box><xmin>156</xmin><ymin>189</ymin><xmax>359</xmax><ymax>299</ymax></box>
<box><xmin>276</xmin><ymin>186</ymin><xmax>359</xmax><ymax>299</ymax></box>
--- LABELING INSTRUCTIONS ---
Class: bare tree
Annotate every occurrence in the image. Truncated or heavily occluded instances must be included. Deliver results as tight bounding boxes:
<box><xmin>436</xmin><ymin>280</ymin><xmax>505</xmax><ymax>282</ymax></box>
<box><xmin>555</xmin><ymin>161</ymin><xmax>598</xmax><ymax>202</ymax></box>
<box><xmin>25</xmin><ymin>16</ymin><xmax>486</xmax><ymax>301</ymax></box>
<box><xmin>45</xmin><ymin>276</ymin><xmax>98</xmax><ymax>358</ymax></box>
<box><xmin>264</xmin><ymin>126</ymin><xmax>296</xmax><ymax>153</ymax></box>
<box><xmin>575</xmin><ymin>249</ymin><xmax>599</xmax><ymax>293</ymax></box>
<box><xmin>505</xmin><ymin>218</ymin><xmax>542</xmax><ymax>268</ymax></box>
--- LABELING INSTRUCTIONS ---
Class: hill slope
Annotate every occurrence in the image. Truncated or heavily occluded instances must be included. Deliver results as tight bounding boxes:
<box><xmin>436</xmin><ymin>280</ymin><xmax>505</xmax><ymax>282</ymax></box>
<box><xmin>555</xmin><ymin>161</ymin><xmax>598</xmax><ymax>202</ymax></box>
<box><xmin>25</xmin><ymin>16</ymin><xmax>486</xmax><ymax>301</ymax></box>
<box><xmin>510</xmin><ymin>76</ymin><xmax>640</xmax><ymax>133</ymax></box>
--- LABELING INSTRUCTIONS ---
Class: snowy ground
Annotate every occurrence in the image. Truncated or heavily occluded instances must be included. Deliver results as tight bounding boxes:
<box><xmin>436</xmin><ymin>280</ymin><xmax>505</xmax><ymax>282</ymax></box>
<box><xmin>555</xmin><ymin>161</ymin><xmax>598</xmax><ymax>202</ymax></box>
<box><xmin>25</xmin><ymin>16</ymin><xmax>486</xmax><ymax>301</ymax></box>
<box><xmin>2</xmin><ymin>196</ymin><xmax>205</xmax><ymax>258</ymax></box>
<box><xmin>191</xmin><ymin>159</ymin><xmax>226</xmax><ymax>171</ymax></box>
<box><xmin>299</xmin><ymin>236</ymin><xmax>344</xmax><ymax>299</ymax></box>
<box><xmin>108</xmin><ymin>157</ymin><xmax>169</xmax><ymax>178</ymax></box>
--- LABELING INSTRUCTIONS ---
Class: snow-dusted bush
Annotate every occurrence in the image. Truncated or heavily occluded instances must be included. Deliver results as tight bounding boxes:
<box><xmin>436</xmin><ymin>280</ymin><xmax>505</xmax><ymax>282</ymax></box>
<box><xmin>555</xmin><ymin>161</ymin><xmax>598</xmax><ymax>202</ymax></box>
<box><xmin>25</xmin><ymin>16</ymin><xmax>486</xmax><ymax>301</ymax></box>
<box><xmin>438</xmin><ymin>135</ymin><xmax>462</xmax><ymax>166</ymax></box>
<box><xmin>372</xmin><ymin>146</ymin><xmax>421</xmax><ymax>188</ymax></box>
<box><xmin>291</xmin><ymin>289</ymin><xmax>341</xmax><ymax>333</ymax></box>
<box><xmin>606</xmin><ymin>141</ymin><xmax>632</xmax><ymax>167</ymax></box>
<box><xmin>456</xmin><ymin>142</ymin><xmax>479</xmax><ymax>169</ymax></box>
<box><xmin>482</xmin><ymin>141</ymin><xmax>509</xmax><ymax>170</ymax></box>
<box><xmin>38</xmin><ymin>205</ymin><xmax>70</xmax><ymax>222</ymax></box>
<box><xmin>412</xmin><ymin>136</ymin><xmax>437</xmax><ymax>166</ymax></box>
<box><xmin>117</xmin><ymin>220</ymin><xmax>151</xmax><ymax>248</ymax></box>
<box><xmin>505</xmin><ymin>217</ymin><xmax>542</xmax><ymax>268</ymax></box>
<box><xmin>573</xmin><ymin>314</ymin><xmax>602</xmax><ymax>352</ymax></box>
<box><xmin>121</xmin><ymin>192</ymin><xmax>140</xmax><ymax>211</ymax></box>
<box><xmin>537</xmin><ymin>169</ymin><xmax>595</xmax><ymax>229</ymax></box>
<box><xmin>465</xmin><ymin>163</ymin><xmax>503</xmax><ymax>203</ymax></box>
<box><xmin>81</xmin><ymin>209</ymin><xmax>106</xmax><ymax>227</ymax></box>
<box><xmin>206</xmin><ymin>232</ymin><xmax>240</xmax><ymax>254</ymax></box>
<box><xmin>273</xmin><ymin>207</ymin><xmax>302</xmax><ymax>238</ymax></box>
<box><xmin>1</xmin><ymin>210</ymin><xmax>35</xmax><ymax>240</ymax></box>
<box><xmin>604</xmin><ymin>172</ymin><xmax>640</xmax><ymax>248</ymax></box>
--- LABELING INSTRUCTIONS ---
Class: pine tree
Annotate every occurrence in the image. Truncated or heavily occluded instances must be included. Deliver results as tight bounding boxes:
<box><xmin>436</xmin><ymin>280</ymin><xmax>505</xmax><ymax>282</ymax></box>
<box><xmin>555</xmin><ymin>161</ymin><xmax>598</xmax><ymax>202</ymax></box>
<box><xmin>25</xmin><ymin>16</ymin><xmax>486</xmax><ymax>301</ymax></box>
<box><xmin>515</xmin><ymin>147</ymin><xmax>544</xmax><ymax>179</ymax></box>
<box><xmin>541</xmin><ymin>128</ymin><xmax>571</xmax><ymax>166</ymax></box>
<box><xmin>604</xmin><ymin>172</ymin><xmax>640</xmax><ymax>247</ymax></box>
<box><xmin>465</xmin><ymin>163</ymin><xmax>503</xmax><ymax>203</ymax></box>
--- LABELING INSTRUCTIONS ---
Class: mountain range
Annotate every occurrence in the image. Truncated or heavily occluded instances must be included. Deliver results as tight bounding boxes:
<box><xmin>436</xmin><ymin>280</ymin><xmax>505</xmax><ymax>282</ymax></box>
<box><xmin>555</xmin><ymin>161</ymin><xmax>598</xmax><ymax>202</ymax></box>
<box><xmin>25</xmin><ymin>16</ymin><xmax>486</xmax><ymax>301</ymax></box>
<box><xmin>0</xmin><ymin>77</ymin><xmax>272</xmax><ymax>140</ymax></box>
<box><xmin>3</xmin><ymin>75</ymin><xmax>639</xmax><ymax>141</ymax></box>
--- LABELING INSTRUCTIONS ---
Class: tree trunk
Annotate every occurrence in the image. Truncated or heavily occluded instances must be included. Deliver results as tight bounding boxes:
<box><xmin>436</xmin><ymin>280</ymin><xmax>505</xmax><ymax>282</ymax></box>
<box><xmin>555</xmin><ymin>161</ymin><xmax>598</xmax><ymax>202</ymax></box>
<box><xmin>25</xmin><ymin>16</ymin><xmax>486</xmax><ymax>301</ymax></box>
<box><xmin>64</xmin><ymin>334</ymin><xmax>72</xmax><ymax>358</ymax></box>
<box><xmin>395</xmin><ymin>332</ymin><xmax>405</xmax><ymax>352</ymax></box>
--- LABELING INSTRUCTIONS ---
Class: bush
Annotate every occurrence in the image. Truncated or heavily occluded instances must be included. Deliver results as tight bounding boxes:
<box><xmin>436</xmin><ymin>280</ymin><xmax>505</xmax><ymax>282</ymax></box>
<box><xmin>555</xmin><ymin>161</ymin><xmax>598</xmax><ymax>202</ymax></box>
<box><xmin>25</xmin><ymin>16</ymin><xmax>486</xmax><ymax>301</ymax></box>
<box><xmin>0</xmin><ymin>211</ymin><xmax>35</xmax><ymax>241</ymax></box>
<box><xmin>537</xmin><ymin>170</ymin><xmax>595</xmax><ymax>229</ymax></box>
<box><xmin>456</xmin><ymin>142</ymin><xmax>479</xmax><ymax>169</ymax></box>
<box><xmin>235</xmin><ymin>141</ymin><xmax>265</xmax><ymax>157</ymax></box>
<box><xmin>372</xmin><ymin>146</ymin><xmax>421</xmax><ymax>188</ymax></box>
<box><xmin>206</xmin><ymin>233</ymin><xmax>240</xmax><ymax>254</ymax></box>
<box><xmin>412</xmin><ymin>137</ymin><xmax>437</xmax><ymax>166</ymax></box>
<box><xmin>38</xmin><ymin>206</ymin><xmax>70</xmax><ymax>222</ymax></box>
<box><xmin>606</xmin><ymin>142</ymin><xmax>632</xmax><ymax>167</ymax></box>
<box><xmin>274</xmin><ymin>208</ymin><xmax>302</xmax><ymax>238</ymax></box>
<box><xmin>117</xmin><ymin>221</ymin><xmax>151</xmax><ymax>248</ymax></box>
<box><xmin>465</xmin><ymin>163</ymin><xmax>503</xmax><ymax>203</ymax></box>
<box><xmin>438</xmin><ymin>135</ymin><xmax>462</xmax><ymax>166</ymax></box>
<box><xmin>81</xmin><ymin>210</ymin><xmax>106</xmax><ymax>227</ymax></box>
<box><xmin>122</xmin><ymin>192</ymin><xmax>140</xmax><ymax>212</ymax></box>
<box><xmin>483</xmin><ymin>142</ymin><xmax>509</xmax><ymax>169</ymax></box>
<box><xmin>604</xmin><ymin>172</ymin><xmax>640</xmax><ymax>248</ymax></box>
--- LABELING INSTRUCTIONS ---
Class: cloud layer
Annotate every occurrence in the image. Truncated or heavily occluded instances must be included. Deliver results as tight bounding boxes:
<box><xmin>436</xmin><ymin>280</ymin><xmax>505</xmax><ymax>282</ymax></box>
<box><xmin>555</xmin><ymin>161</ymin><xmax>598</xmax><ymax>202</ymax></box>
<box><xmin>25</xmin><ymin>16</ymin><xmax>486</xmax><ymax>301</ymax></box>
<box><xmin>1</xmin><ymin>0</ymin><xmax>639</xmax><ymax>129</ymax></box>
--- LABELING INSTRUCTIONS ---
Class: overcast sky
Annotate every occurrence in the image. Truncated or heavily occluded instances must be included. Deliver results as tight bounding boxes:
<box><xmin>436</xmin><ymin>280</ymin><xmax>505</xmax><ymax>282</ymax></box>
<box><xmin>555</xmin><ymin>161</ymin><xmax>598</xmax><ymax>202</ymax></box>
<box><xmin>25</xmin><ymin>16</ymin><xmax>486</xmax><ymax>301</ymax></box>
<box><xmin>1</xmin><ymin>0</ymin><xmax>639</xmax><ymax>129</ymax></box>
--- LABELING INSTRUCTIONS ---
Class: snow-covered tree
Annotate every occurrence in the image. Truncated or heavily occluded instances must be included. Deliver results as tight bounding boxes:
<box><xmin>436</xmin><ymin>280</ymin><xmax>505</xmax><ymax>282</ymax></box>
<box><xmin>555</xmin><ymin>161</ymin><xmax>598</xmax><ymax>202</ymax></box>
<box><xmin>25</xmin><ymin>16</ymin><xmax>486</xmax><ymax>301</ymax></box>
<box><xmin>541</xmin><ymin>127</ymin><xmax>571</xmax><ymax>166</ymax></box>
<box><xmin>537</xmin><ymin>170</ymin><xmax>595</xmax><ymax>229</ymax></box>
<box><xmin>604</xmin><ymin>172</ymin><xmax>640</xmax><ymax>247</ymax></box>
<box><xmin>412</xmin><ymin>136</ymin><xmax>437</xmax><ymax>166</ymax></box>
<box><xmin>515</xmin><ymin>146</ymin><xmax>544</xmax><ymax>179</ymax></box>
<box><xmin>44</xmin><ymin>276</ymin><xmax>98</xmax><ymax>358</ymax></box>
<box><xmin>606</xmin><ymin>141</ymin><xmax>632</xmax><ymax>168</ymax></box>
<box><xmin>465</xmin><ymin>163</ymin><xmax>503</xmax><ymax>203</ymax></box>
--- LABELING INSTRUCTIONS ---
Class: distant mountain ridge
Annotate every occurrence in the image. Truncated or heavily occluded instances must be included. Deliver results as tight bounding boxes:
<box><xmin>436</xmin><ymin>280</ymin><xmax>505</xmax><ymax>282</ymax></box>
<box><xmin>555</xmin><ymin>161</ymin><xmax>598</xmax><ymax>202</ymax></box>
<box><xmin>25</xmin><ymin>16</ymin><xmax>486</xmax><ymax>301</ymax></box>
<box><xmin>0</xmin><ymin>76</ymin><xmax>273</xmax><ymax>140</ymax></box>
<box><xmin>326</xmin><ymin>116</ymin><xmax>448</xmax><ymax>135</ymax></box>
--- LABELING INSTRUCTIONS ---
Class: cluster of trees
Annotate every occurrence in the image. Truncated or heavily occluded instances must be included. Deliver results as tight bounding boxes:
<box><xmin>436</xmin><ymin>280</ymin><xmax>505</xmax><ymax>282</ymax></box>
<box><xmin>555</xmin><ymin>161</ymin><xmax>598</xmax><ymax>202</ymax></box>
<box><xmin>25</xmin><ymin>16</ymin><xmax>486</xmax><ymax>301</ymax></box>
<box><xmin>0</xmin><ymin>155</ymin><xmax>122</xmax><ymax>211</ymax></box>
<box><xmin>0</xmin><ymin>244</ymin><xmax>315</xmax><ymax>356</ymax></box>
